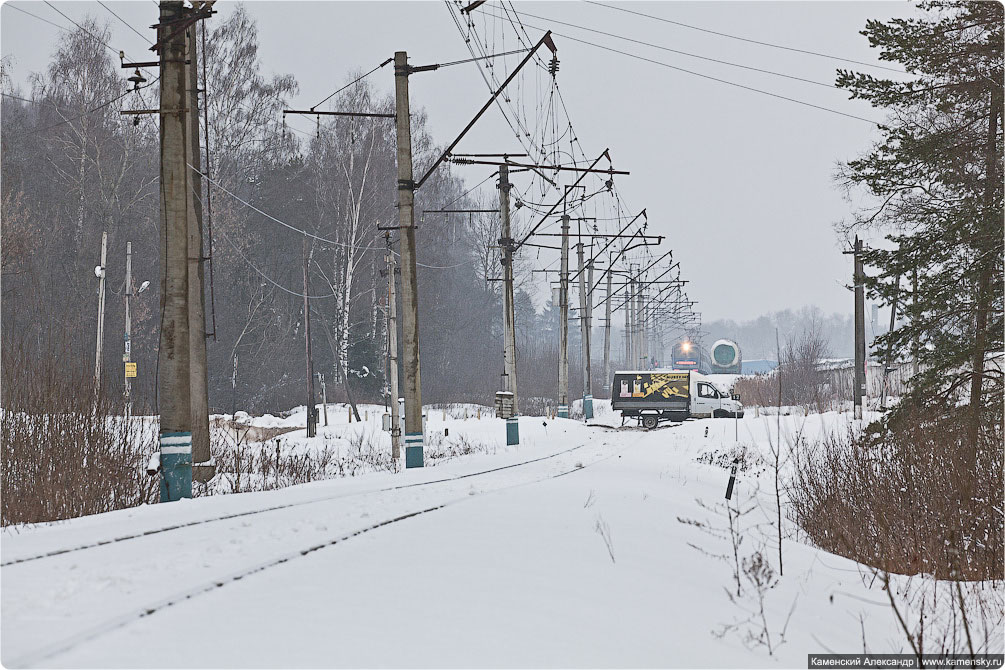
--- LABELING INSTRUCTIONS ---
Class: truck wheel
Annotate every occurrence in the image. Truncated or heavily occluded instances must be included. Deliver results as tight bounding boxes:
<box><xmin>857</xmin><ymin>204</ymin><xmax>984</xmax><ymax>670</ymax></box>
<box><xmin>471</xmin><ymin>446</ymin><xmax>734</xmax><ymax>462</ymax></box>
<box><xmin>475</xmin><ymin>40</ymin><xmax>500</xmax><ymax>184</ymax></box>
<box><xmin>642</xmin><ymin>415</ymin><xmax>658</xmax><ymax>430</ymax></box>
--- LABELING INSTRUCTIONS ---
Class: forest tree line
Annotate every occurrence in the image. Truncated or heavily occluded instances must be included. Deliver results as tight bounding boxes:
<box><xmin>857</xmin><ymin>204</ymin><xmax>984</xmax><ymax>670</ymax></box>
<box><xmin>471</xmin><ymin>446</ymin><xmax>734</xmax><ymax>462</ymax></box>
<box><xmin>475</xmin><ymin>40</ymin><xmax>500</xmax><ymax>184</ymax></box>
<box><xmin>1</xmin><ymin>7</ymin><xmax>611</xmax><ymax>415</ymax></box>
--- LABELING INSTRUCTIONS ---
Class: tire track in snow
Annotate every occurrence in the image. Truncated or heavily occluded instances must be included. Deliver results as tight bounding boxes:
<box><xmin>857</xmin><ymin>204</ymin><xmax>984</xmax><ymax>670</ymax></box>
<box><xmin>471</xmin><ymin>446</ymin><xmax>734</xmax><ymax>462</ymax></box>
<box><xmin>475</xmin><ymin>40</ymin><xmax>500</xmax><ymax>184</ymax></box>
<box><xmin>2</xmin><ymin>441</ymin><xmax>598</xmax><ymax>567</ymax></box>
<box><xmin>11</xmin><ymin>438</ymin><xmax>633</xmax><ymax>669</ymax></box>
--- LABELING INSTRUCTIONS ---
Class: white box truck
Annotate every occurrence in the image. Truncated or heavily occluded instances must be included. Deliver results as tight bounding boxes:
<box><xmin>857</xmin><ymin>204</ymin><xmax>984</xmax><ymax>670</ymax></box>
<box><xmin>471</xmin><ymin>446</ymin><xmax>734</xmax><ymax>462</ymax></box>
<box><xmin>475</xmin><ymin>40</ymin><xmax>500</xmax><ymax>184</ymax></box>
<box><xmin>611</xmin><ymin>370</ymin><xmax>743</xmax><ymax>429</ymax></box>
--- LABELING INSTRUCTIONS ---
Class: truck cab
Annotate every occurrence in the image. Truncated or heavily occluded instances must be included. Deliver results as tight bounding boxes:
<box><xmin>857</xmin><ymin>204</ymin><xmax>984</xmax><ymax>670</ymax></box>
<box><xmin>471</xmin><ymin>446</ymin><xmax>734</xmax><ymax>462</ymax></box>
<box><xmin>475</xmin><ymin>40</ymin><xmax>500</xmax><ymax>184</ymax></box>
<box><xmin>691</xmin><ymin>376</ymin><xmax>744</xmax><ymax>418</ymax></box>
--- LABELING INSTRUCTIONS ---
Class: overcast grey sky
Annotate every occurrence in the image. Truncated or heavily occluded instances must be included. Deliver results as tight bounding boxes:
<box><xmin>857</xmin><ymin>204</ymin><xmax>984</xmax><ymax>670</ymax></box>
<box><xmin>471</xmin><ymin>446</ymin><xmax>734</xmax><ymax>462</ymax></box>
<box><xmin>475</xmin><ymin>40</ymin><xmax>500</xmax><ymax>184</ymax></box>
<box><xmin>2</xmin><ymin>1</ymin><xmax>917</xmax><ymax>321</ymax></box>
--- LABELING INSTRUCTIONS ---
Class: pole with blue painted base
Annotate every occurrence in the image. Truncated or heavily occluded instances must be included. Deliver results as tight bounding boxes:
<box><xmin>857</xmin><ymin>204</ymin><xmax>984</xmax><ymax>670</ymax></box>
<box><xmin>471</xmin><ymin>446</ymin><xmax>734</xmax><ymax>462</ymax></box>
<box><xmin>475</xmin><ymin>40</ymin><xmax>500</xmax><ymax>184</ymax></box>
<box><xmin>160</xmin><ymin>432</ymin><xmax>192</xmax><ymax>502</ymax></box>
<box><xmin>157</xmin><ymin>0</ymin><xmax>194</xmax><ymax>502</ymax></box>
<box><xmin>506</xmin><ymin>417</ymin><xmax>519</xmax><ymax>445</ymax></box>
<box><xmin>498</xmin><ymin>164</ymin><xmax>520</xmax><ymax>446</ymax></box>
<box><xmin>404</xmin><ymin>432</ymin><xmax>424</xmax><ymax>468</ymax></box>
<box><xmin>496</xmin><ymin>391</ymin><xmax>519</xmax><ymax>446</ymax></box>
<box><xmin>394</xmin><ymin>51</ymin><xmax>424</xmax><ymax>469</ymax></box>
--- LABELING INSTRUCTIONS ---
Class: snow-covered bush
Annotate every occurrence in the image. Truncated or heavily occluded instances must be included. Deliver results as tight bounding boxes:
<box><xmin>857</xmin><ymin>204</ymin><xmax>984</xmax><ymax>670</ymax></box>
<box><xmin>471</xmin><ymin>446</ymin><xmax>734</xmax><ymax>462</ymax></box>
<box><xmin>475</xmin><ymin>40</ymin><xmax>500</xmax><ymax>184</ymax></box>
<box><xmin>1</xmin><ymin>337</ymin><xmax>158</xmax><ymax>525</ymax></box>
<box><xmin>789</xmin><ymin>404</ymin><xmax>1003</xmax><ymax>581</ymax></box>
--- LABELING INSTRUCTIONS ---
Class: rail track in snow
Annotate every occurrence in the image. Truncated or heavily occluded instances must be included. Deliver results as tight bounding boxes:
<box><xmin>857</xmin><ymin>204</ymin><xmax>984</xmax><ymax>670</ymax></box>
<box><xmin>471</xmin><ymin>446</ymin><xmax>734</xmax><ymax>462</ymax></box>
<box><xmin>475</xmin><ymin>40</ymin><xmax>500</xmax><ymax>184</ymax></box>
<box><xmin>9</xmin><ymin>436</ymin><xmax>634</xmax><ymax>669</ymax></box>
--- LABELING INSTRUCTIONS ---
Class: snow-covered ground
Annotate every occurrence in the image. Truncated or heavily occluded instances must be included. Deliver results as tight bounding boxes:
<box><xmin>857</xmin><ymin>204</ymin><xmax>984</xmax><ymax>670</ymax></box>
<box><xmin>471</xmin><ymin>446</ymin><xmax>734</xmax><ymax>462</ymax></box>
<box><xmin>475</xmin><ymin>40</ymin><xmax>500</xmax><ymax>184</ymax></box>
<box><xmin>2</xmin><ymin>405</ymin><xmax>1000</xmax><ymax>667</ymax></box>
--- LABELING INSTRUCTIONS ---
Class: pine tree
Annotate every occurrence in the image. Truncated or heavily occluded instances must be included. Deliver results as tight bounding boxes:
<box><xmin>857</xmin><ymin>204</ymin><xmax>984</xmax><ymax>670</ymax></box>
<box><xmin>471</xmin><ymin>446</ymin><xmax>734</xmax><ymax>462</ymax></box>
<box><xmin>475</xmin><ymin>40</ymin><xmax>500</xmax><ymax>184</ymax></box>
<box><xmin>836</xmin><ymin>1</ymin><xmax>1003</xmax><ymax>453</ymax></box>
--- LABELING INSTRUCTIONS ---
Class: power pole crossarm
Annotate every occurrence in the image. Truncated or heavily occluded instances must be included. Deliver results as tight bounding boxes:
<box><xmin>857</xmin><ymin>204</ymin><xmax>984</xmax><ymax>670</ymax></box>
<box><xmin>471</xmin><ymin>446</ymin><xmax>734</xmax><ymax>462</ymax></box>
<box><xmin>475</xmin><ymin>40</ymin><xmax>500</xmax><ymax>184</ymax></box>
<box><xmin>515</xmin><ymin>149</ymin><xmax>612</xmax><ymax>251</ymax></box>
<box><xmin>415</xmin><ymin>31</ymin><xmax>557</xmax><ymax>190</ymax></box>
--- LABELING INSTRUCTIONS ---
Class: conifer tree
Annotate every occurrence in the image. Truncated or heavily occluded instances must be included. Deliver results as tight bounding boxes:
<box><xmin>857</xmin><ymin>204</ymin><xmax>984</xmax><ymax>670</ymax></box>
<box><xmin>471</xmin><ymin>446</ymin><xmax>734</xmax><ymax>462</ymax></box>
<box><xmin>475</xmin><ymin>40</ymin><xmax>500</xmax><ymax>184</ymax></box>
<box><xmin>836</xmin><ymin>1</ymin><xmax>1003</xmax><ymax>452</ymax></box>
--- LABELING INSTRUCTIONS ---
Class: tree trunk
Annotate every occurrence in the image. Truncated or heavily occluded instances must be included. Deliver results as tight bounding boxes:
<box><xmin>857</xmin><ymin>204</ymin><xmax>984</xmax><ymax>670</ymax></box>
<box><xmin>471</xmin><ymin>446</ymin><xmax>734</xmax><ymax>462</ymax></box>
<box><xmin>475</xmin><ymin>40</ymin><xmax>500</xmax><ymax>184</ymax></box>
<box><xmin>967</xmin><ymin>87</ymin><xmax>1001</xmax><ymax>455</ymax></box>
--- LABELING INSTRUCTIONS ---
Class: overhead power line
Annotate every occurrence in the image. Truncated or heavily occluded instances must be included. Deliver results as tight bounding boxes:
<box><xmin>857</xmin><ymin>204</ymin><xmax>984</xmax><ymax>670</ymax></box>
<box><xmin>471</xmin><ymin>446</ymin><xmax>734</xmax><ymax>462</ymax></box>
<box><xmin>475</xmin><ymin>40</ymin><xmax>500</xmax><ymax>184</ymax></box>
<box><xmin>500</xmin><ymin>6</ymin><xmax>837</xmax><ymax>89</ymax></box>
<box><xmin>474</xmin><ymin>10</ymin><xmax>880</xmax><ymax>126</ymax></box>
<box><xmin>6</xmin><ymin>78</ymin><xmax>160</xmax><ymax>134</ymax></box>
<box><xmin>193</xmin><ymin>164</ymin><xmax>474</xmax><ymax>270</ymax></box>
<box><xmin>6</xmin><ymin>3</ymin><xmax>70</xmax><ymax>34</ymax></box>
<box><xmin>43</xmin><ymin>0</ymin><xmax>120</xmax><ymax>56</ymax></box>
<box><xmin>219</xmin><ymin>230</ymin><xmax>336</xmax><ymax>300</ymax></box>
<box><xmin>584</xmin><ymin>1</ymin><xmax>907</xmax><ymax>74</ymax></box>
<box><xmin>96</xmin><ymin>0</ymin><xmax>153</xmax><ymax>46</ymax></box>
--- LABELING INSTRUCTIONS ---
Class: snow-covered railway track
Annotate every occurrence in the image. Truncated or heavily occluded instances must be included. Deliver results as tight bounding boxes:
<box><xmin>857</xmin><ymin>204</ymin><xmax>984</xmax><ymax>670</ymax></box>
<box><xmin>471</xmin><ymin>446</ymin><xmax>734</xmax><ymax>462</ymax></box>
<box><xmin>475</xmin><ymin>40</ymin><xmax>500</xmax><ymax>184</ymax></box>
<box><xmin>8</xmin><ymin>440</ymin><xmax>630</xmax><ymax>669</ymax></box>
<box><xmin>1</xmin><ymin>442</ymin><xmax>591</xmax><ymax>568</ymax></box>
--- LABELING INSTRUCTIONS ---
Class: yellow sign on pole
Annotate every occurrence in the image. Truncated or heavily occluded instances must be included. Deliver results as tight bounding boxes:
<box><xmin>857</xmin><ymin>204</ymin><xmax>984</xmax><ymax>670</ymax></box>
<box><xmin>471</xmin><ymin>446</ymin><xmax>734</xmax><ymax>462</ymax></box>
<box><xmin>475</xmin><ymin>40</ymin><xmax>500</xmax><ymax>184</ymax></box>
<box><xmin>125</xmin><ymin>362</ymin><xmax>137</xmax><ymax>378</ymax></box>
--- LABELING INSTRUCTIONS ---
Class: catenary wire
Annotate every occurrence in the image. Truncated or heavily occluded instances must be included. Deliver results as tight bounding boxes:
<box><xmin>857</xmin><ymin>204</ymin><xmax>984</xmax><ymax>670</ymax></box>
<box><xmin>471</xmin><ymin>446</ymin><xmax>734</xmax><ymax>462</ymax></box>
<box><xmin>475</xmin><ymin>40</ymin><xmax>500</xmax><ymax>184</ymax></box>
<box><xmin>96</xmin><ymin>0</ymin><xmax>153</xmax><ymax>46</ymax></box>
<box><xmin>43</xmin><ymin>0</ymin><xmax>121</xmax><ymax>55</ymax></box>
<box><xmin>472</xmin><ymin>10</ymin><xmax>882</xmax><ymax>126</ymax></box>
<box><xmin>500</xmin><ymin>5</ymin><xmax>838</xmax><ymax>89</ymax></box>
<box><xmin>584</xmin><ymin>1</ymin><xmax>907</xmax><ymax>74</ymax></box>
<box><xmin>218</xmin><ymin>230</ymin><xmax>336</xmax><ymax>299</ymax></box>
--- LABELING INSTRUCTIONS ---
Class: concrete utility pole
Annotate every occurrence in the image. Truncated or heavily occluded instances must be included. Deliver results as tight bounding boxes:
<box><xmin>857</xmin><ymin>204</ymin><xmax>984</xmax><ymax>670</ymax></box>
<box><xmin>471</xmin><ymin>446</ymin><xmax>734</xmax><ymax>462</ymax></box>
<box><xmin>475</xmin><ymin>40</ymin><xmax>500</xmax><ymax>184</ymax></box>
<box><xmin>602</xmin><ymin>261</ymin><xmax>613</xmax><ymax>396</ymax></box>
<box><xmin>186</xmin><ymin>24</ymin><xmax>211</xmax><ymax>471</ymax></box>
<box><xmin>587</xmin><ymin>257</ymin><xmax>594</xmax><ymax>397</ymax></box>
<box><xmin>635</xmin><ymin>286</ymin><xmax>643</xmax><ymax>368</ymax></box>
<box><xmin>157</xmin><ymin>0</ymin><xmax>193</xmax><ymax>502</ymax></box>
<box><xmin>498</xmin><ymin>164</ymin><xmax>519</xmax><ymax>444</ymax></box>
<box><xmin>394</xmin><ymin>51</ymin><xmax>424</xmax><ymax>467</ymax></box>
<box><xmin>619</xmin><ymin>279</ymin><xmax>627</xmax><ymax>369</ymax></box>
<box><xmin>853</xmin><ymin>236</ymin><xmax>866</xmax><ymax>420</ymax></box>
<box><xmin>124</xmin><ymin>241</ymin><xmax>132</xmax><ymax>412</ymax></box>
<box><xmin>385</xmin><ymin>232</ymin><xmax>401</xmax><ymax>460</ymax></box>
<box><xmin>880</xmin><ymin>274</ymin><xmax>900</xmax><ymax>411</ymax></box>
<box><xmin>576</xmin><ymin>239</ymin><xmax>593</xmax><ymax>420</ymax></box>
<box><xmin>557</xmin><ymin>214</ymin><xmax>570</xmax><ymax>418</ymax></box>
<box><xmin>639</xmin><ymin>289</ymin><xmax>648</xmax><ymax>368</ymax></box>
<box><xmin>318</xmin><ymin>372</ymin><xmax>328</xmax><ymax>426</ymax></box>
<box><xmin>628</xmin><ymin>270</ymin><xmax>637</xmax><ymax>367</ymax></box>
<box><xmin>94</xmin><ymin>230</ymin><xmax>108</xmax><ymax>389</ymax></box>
<box><xmin>303</xmin><ymin>238</ymin><xmax>316</xmax><ymax>437</ymax></box>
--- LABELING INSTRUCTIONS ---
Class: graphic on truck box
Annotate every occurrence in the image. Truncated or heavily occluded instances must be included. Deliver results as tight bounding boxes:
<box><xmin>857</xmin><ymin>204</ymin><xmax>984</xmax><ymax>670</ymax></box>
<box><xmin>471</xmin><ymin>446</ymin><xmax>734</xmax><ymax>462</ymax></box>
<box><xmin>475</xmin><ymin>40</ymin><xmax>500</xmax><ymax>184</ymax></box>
<box><xmin>618</xmin><ymin>372</ymin><xmax>688</xmax><ymax>401</ymax></box>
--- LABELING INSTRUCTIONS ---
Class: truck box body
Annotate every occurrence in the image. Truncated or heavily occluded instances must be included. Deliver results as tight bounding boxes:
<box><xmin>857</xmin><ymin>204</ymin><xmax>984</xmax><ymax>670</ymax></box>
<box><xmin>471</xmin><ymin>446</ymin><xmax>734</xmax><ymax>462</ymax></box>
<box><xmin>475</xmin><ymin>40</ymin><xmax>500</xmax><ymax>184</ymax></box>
<box><xmin>611</xmin><ymin>371</ymin><xmax>690</xmax><ymax>413</ymax></box>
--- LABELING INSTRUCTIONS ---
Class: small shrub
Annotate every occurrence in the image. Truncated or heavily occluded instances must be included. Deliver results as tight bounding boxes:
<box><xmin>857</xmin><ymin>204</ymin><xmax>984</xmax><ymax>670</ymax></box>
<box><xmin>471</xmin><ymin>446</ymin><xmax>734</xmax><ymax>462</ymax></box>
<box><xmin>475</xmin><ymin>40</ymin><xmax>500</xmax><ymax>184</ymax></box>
<box><xmin>1</xmin><ymin>335</ymin><xmax>158</xmax><ymax>525</ymax></box>
<box><xmin>789</xmin><ymin>404</ymin><xmax>1003</xmax><ymax>580</ymax></box>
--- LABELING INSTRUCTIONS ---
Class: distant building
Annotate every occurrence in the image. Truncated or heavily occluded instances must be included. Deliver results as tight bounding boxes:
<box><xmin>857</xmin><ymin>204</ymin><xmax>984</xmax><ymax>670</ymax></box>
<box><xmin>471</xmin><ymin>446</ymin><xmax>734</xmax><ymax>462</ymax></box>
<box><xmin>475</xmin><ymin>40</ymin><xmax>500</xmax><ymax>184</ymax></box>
<box><xmin>741</xmin><ymin>359</ymin><xmax>778</xmax><ymax>375</ymax></box>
